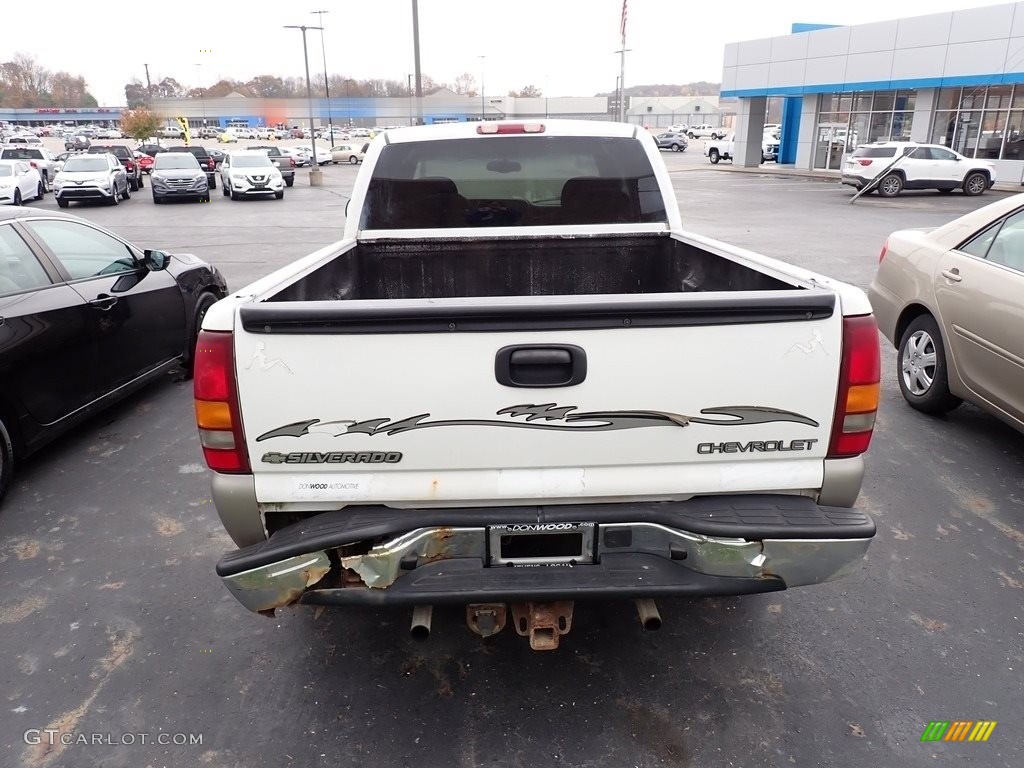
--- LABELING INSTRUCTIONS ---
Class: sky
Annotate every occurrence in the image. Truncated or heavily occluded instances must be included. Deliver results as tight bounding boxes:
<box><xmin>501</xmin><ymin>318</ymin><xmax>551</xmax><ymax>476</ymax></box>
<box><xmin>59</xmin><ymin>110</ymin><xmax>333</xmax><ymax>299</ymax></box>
<box><xmin>0</xmin><ymin>0</ymin><xmax>1012</xmax><ymax>105</ymax></box>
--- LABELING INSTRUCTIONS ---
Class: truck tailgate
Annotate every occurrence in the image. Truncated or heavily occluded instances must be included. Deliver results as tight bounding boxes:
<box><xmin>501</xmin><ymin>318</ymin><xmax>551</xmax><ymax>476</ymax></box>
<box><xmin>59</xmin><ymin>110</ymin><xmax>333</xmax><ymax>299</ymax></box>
<box><xmin>234</xmin><ymin>293</ymin><xmax>842</xmax><ymax>506</ymax></box>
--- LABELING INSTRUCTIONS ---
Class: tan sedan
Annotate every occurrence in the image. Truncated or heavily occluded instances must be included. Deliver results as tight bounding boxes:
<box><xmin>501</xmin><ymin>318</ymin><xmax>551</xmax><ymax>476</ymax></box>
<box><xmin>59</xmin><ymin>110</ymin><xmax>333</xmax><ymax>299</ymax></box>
<box><xmin>868</xmin><ymin>193</ymin><xmax>1024</xmax><ymax>433</ymax></box>
<box><xmin>330</xmin><ymin>143</ymin><xmax>367</xmax><ymax>165</ymax></box>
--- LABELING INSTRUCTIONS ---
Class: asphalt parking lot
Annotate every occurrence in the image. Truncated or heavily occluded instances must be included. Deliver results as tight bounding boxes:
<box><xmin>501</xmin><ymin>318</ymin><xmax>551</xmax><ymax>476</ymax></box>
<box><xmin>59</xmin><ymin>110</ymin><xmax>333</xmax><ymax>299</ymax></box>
<box><xmin>2</xmin><ymin>151</ymin><xmax>1022</xmax><ymax>768</ymax></box>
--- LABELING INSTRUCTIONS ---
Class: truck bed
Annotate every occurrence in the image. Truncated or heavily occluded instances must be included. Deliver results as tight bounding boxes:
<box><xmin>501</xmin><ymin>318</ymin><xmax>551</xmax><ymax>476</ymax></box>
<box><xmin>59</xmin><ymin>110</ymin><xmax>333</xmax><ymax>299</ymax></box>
<box><xmin>266</xmin><ymin>233</ymin><xmax>795</xmax><ymax>302</ymax></box>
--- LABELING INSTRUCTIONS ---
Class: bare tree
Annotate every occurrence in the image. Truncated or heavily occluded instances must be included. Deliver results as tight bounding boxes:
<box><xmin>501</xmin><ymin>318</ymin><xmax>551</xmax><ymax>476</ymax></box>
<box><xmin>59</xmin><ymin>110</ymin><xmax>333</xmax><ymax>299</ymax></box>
<box><xmin>124</xmin><ymin>79</ymin><xmax>149</xmax><ymax>108</ymax></box>
<box><xmin>1</xmin><ymin>55</ymin><xmax>96</xmax><ymax>107</ymax></box>
<box><xmin>452</xmin><ymin>72</ymin><xmax>477</xmax><ymax>97</ymax></box>
<box><xmin>246</xmin><ymin>75</ymin><xmax>288</xmax><ymax>98</ymax></box>
<box><xmin>151</xmin><ymin>77</ymin><xmax>184</xmax><ymax>99</ymax></box>
<box><xmin>508</xmin><ymin>85</ymin><xmax>542</xmax><ymax>98</ymax></box>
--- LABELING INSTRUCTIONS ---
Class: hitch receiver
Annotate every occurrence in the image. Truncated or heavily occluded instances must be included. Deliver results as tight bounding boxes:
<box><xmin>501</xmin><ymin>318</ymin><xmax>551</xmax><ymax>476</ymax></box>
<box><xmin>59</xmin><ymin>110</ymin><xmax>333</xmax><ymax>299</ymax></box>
<box><xmin>511</xmin><ymin>601</ymin><xmax>574</xmax><ymax>651</ymax></box>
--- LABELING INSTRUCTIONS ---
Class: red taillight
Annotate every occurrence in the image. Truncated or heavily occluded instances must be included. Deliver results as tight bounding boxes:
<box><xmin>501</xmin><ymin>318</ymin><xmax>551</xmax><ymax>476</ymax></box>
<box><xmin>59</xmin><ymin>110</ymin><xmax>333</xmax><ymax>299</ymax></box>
<box><xmin>289</xmin><ymin>157</ymin><xmax>296</xmax><ymax>167</ymax></box>
<box><xmin>29</xmin><ymin>161</ymin><xmax>38</xmax><ymax>169</ymax></box>
<box><xmin>476</xmin><ymin>122</ymin><xmax>545</xmax><ymax>135</ymax></box>
<box><xmin>194</xmin><ymin>331</ymin><xmax>250</xmax><ymax>473</ymax></box>
<box><xmin>878</xmin><ymin>240</ymin><xmax>888</xmax><ymax>263</ymax></box>
<box><xmin>828</xmin><ymin>315</ymin><xmax>881</xmax><ymax>458</ymax></box>
<box><xmin>857</xmin><ymin>159</ymin><xmax>873</xmax><ymax>166</ymax></box>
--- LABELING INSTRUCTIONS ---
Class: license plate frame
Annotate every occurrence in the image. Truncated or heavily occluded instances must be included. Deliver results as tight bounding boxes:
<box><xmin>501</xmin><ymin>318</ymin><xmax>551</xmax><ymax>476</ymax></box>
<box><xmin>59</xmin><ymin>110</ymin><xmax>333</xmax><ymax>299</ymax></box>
<box><xmin>488</xmin><ymin>522</ymin><xmax>595</xmax><ymax>566</ymax></box>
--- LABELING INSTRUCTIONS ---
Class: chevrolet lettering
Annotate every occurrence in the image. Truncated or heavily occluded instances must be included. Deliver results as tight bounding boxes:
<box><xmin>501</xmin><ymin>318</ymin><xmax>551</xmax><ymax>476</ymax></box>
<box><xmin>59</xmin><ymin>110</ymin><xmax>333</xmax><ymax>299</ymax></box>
<box><xmin>697</xmin><ymin>439</ymin><xmax>819</xmax><ymax>454</ymax></box>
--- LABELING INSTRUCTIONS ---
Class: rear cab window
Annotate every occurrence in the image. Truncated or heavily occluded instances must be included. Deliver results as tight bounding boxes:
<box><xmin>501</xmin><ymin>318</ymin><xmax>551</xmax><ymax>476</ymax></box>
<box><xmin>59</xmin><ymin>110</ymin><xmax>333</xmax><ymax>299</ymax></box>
<box><xmin>362</xmin><ymin>136</ymin><xmax>667</xmax><ymax>229</ymax></box>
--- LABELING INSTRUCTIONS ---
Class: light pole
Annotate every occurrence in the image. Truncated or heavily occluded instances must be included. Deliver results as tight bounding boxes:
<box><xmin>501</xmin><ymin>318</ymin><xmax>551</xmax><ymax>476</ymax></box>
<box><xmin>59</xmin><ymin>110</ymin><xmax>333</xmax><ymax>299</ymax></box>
<box><xmin>193</xmin><ymin>63</ymin><xmax>206</xmax><ymax>136</ymax></box>
<box><xmin>284</xmin><ymin>24</ymin><xmax>324</xmax><ymax>185</ymax></box>
<box><xmin>478</xmin><ymin>55</ymin><xmax>485</xmax><ymax>121</ymax></box>
<box><xmin>311</xmin><ymin>10</ymin><xmax>334</xmax><ymax>143</ymax></box>
<box><xmin>614</xmin><ymin>48</ymin><xmax>632</xmax><ymax>123</ymax></box>
<box><xmin>407</xmin><ymin>74</ymin><xmax>413</xmax><ymax>126</ymax></box>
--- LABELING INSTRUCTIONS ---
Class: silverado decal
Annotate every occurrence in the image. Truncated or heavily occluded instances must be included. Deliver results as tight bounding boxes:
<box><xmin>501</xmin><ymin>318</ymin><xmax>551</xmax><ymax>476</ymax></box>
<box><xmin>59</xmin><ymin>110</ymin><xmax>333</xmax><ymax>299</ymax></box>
<box><xmin>255</xmin><ymin>404</ymin><xmax>819</xmax><ymax>442</ymax></box>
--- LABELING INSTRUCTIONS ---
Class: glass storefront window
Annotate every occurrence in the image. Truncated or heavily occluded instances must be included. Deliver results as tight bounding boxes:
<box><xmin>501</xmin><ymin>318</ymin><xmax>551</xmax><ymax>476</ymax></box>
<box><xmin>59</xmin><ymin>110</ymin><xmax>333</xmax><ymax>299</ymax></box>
<box><xmin>937</xmin><ymin>88</ymin><xmax>961</xmax><ymax>110</ymax></box>
<box><xmin>819</xmin><ymin>94</ymin><xmax>839</xmax><ymax>112</ymax></box>
<box><xmin>815</xmin><ymin>89</ymin><xmax>918</xmax><ymax>168</ymax></box>
<box><xmin>928</xmin><ymin>86</ymin><xmax>1024</xmax><ymax>158</ymax></box>
<box><xmin>892</xmin><ymin>112</ymin><xmax>913</xmax><ymax>139</ymax></box>
<box><xmin>977</xmin><ymin>110</ymin><xmax>1006</xmax><ymax>159</ymax></box>
<box><xmin>873</xmin><ymin>92</ymin><xmax>895</xmax><ymax>111</ymax></box>
<box><xmin>931</xmin><ymin>112</ymin><xmax>957</xmax><ymax>146</ymax></box>
<box><xmin>848</xmin><ymin>113</ymin><xmax>869</xmax><ymax>151</ymax></box>
<box><xmin>960</xmin><ymin>89</ymin><xmax>984</xmax><ymax>110</ymax></box>
<box><xmin>894</xmin><ymin>90</ymin><xmax>916</xmax><ymax>111</ymax></box>
<box><xmin>1003</xmin><ymin>110</ymin><xmax>1024</xmax><ymax>160</ymax></box>
<box><xmin>985</xmin><ymin>85</ymin><xmax>1013</xmax><ymax>111</ymax></box>
<box><xmin>868</xmin><ymin>112</ymin><xmax>892</xmax><ymax>143</ymax></box>
<box><xmin>951</xmin><ymin>112</ymin><xmax>982</xmax><ymax>156</ymax></box>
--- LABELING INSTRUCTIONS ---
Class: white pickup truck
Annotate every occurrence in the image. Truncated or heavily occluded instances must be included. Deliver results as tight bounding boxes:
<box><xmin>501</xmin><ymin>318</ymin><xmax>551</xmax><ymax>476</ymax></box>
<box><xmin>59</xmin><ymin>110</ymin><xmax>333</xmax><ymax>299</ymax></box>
<box><xmin>705</xmin><ymin>132</ymin><xmax>781</xmax><ymax>164</ymax></box>
<box><xmin>686</xmin><ymin>123</ymin><xmax>724</xmax><ymax>140</ymax></box>
<box><xmin>196</xmin><ymin>120</ymin><xmax>879</xmax><ymax>650</ymax></box>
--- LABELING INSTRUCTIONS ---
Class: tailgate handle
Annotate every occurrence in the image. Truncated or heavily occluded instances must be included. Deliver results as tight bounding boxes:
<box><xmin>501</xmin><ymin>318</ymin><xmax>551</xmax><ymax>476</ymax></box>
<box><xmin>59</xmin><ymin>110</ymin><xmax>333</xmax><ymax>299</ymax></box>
<box><xmin>495</xmin><ymin>345</ymin><xmax>587</xmax><ymax>388</ymax></box>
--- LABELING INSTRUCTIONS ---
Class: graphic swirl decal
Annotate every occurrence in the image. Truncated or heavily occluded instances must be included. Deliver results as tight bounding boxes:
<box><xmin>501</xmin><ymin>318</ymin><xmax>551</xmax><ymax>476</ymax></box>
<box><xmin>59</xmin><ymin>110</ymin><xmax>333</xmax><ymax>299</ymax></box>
<box><xmin>256</xmin><ymin>404</ymin><xmax>819</xmax><ymax>442</ymax></box>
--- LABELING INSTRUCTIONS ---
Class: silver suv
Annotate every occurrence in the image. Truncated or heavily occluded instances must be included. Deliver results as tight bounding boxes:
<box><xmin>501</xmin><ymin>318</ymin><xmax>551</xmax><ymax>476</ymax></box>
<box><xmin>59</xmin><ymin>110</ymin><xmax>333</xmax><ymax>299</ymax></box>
<box><xmin>653</xmin><ymin>132</ymin><xmax>689</xmax><ymax>152</ymax></box>
<box><xmin>54</xmin><ymin>153</ymin><xmax>130</xmax><ymax>207</ymax></box>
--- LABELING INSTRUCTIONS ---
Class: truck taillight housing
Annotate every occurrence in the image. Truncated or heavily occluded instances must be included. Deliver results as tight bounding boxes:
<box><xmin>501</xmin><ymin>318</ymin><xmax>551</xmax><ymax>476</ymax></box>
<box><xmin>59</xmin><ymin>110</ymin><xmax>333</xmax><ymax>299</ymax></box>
<box><xmin>828</xmin><ymin>315</ymin><xmax>881</xmax><ymax>458</ymax></box>
<box><xmin>477</xmin><ymin>122</ymin><xmax>545</xmax><ymax>135</ymax></box>
<box><xmin>194</xmin><ymin>331</ymin><xmax>250</xmax><ymax>473</ymax></box>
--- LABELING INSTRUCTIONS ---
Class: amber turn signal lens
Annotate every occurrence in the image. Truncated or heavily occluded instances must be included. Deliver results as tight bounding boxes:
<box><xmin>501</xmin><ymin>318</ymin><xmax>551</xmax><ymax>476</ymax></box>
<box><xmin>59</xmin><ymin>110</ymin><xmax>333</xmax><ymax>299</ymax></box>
<box><xmin>194</xmin><ymin>399</ymin><xmax>232</xmax><ymax>430</ymax></box>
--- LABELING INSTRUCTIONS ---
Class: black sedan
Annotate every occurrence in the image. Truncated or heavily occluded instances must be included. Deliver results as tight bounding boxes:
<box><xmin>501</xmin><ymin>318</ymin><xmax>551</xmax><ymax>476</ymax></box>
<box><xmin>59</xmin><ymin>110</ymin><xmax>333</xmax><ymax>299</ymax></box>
<box><xmin>0</xmin><ymin>208</ymin><xmax>227</xmax><ymax>500</ymax></box>
<box><xmin>206</xmin><ymin>147</ymin><xmax>228</xmax><ymax>167</ymax></box>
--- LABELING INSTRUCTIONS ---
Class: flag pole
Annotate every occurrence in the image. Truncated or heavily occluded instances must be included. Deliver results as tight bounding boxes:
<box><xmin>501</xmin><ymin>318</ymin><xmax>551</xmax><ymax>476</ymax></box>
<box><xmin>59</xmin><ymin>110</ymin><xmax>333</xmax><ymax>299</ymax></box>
<box><xmin>618</xmin><ymin>0</ymin><xmax>628</xmax><ymax>123</ymax></box>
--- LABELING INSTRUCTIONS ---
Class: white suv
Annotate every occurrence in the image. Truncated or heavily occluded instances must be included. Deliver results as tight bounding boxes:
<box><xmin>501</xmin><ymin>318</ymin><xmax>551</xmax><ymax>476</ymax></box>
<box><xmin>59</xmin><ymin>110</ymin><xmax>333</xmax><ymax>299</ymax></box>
<box><xmin>221</xmin><ymin>151</ymin><xmax>285</xmax><ymax>200</ymax></box>
<box><xmin>841</xmin><ymin>142</ymin><xmax>995</xmax><ymax>197</ymax></box>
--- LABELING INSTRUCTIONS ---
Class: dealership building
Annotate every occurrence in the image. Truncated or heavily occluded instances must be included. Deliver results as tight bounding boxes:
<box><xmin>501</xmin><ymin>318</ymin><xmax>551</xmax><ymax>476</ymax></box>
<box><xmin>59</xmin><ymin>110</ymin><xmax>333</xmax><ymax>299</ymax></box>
<box><xmin>721</xmin><ymin>2</ymin><xmax>1024</xmax><ymax>182</ymax></box>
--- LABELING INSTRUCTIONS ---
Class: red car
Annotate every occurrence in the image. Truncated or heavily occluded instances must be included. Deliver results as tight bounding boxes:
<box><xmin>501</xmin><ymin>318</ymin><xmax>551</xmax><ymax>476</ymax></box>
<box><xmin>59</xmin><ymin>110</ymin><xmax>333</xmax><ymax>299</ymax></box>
<box><xmin>138</xmin><ymin>154</ymin><xmax>154</xmax><ymax>174</ymax></box>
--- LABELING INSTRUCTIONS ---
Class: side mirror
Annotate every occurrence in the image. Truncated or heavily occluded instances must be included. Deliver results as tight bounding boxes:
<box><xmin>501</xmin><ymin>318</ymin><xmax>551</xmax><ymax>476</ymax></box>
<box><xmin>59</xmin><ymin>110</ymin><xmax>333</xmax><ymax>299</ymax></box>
<box><xmin>143</xmin><ymin>249</ymin><xmax>171</xmax><ymax>271</ymax></box>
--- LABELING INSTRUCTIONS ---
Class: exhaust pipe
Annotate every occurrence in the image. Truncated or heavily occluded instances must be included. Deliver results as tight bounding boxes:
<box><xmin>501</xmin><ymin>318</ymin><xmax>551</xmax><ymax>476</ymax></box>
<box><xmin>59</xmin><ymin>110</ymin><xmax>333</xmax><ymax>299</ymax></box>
<box><xmin>635</xmin><ymin>599</ymin><xmax>662</xmax><ymax>631</ymax></box>
<box><xmin>410</xmin><ymin>604</ymin><xmax>433</xmax><ymax>641</ymax></box>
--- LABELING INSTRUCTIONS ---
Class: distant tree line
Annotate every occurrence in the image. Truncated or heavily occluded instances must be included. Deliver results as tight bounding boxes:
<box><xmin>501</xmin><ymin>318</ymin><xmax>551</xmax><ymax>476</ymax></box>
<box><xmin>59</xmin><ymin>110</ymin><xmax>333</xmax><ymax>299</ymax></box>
<box><xmin>0</xmin><ymin>53</ymin><xmax>98</xmax><ymax>108</ymax></box>
<box><xmin>125</xmin><ymin>73</ymin><xmax>550</xmax><ymax>105</ymax></box>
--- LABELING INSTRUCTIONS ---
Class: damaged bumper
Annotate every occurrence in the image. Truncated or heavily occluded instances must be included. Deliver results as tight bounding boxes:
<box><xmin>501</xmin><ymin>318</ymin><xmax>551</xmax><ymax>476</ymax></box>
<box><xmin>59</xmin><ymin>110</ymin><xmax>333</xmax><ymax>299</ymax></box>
<box><xmin>216</xmin><ymin>495</ymin><xmax>874</xmax><ymax>614</ymax></box>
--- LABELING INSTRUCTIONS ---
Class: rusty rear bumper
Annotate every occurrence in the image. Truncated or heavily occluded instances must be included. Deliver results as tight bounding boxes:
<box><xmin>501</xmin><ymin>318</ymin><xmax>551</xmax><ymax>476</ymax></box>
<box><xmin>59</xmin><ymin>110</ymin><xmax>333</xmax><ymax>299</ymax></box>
<box><xmin>217</xmin><ymin>496</ymin><xmax>874</xmax><ymax>613</ymax></box>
